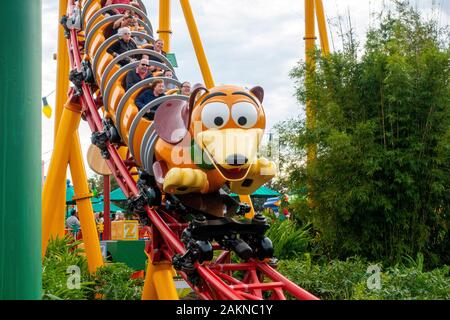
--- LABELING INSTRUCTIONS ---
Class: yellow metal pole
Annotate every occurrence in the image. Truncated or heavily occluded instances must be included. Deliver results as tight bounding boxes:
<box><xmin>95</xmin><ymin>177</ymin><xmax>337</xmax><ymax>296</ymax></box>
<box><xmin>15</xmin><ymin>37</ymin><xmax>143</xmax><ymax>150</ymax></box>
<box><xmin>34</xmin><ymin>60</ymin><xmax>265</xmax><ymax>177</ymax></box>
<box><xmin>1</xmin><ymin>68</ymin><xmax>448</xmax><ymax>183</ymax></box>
<box><xmin>179</xmin><ymin>0</ymin><xmax>215</xmax><ymax>89</ymax></box>
<box><xmin>70</xmin><ymin>133</ymin><xmax>104</xmax><ymax>274</ymax></box>
<box><xmin>142</xmin><ymin>256</ymin><xmax>179</xmax><ymax>300</ymax></box>
<box><xmin>55</xmin><ymin>0</ymin><xmax>69</xmax><ymax>141</ymax></box>
<box><xmin>305</xmin><ymin>0</ymin><xmax>316</xmax><ymax>138</ymax></box>
<box><xmin>142</xmin><ymin>256</ymin><xmax>159</xmax><ymax>300</ymax></box>
<box><xmin>47</xmin><ymin>0</ymin><xmax>70</xmax><ymax>239</ymax></box>
<box><xmin>118</xmin><ymin>146</ymin><xmax>138</xmax><ymax>182</ymax></box>
<box><xmin>43</xmin><ymin>100</ymin><xmax>104</xmax><ymax>273</ymax></box>
<box><xmin>314</xmin><ymin>0</ymin><xmax>330</xmax><ymax>55</ymax></box>
<box><xmin>42</xmin><ymin>101</ymin><xmax>82</xmax><ymax>256</ymax></box>
<box><xmin>152</xmin><ymin>263</ymin><xmax>179</xmax><ymax>300</ymax></box>
<box><xmin>305</xmin><ymin>0</ymin><xmax>316</xmax><ymax>206</ymax></box>
<box><xmin>158</xmin><ymin>0</ymin><xmax>172</xmax><ymax>52</ymax></box>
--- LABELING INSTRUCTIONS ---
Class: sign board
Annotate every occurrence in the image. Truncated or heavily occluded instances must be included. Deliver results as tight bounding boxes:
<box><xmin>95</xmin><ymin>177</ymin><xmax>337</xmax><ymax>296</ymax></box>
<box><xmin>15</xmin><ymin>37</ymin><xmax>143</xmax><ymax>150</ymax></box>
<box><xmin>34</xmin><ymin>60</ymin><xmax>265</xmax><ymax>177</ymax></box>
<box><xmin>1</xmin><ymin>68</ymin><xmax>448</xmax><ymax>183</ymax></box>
<box><xmin>111</xmin><ymin>220</ymin><xmax>139</xmax><ymax>241</ymax></box>
<box><xmin>123</xmin><ymin>220</ymin><xmax>139</xmax><ymax>240</ymax></box>
<box><xmin>166</xmin><ymin>53</ymin><xmax>178</xmax><ymax>68</ymax></box>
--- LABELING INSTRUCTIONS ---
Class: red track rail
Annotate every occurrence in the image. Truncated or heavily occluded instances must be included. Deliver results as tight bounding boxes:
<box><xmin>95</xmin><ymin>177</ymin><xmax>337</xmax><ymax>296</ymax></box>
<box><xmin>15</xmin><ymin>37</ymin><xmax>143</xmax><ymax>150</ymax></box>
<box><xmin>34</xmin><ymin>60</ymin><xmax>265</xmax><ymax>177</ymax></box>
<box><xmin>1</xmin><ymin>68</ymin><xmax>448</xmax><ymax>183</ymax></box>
<box><xmin>64</xmin><ymin>0</ymin><xmax>318</xmax><ymax>300</ymax></box>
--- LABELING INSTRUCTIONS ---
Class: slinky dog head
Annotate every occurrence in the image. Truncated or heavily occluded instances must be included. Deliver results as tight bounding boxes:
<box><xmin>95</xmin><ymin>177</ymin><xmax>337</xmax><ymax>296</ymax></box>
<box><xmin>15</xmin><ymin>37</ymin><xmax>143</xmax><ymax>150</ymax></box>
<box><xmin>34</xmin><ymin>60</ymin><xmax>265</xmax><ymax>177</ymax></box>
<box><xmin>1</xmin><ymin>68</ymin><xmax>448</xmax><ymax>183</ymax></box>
<box><xmin>154</xmin><ymin>85</ymin><xmax>266</xmax><ymax>181</ymax></box>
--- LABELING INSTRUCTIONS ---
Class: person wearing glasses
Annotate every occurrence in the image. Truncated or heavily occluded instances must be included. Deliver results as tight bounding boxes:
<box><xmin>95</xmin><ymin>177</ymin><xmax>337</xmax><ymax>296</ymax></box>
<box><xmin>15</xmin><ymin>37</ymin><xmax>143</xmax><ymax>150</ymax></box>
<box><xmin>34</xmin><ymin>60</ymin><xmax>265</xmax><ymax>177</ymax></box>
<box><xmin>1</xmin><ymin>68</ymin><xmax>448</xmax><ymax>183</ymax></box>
<box><xmin>179</xmin><ymin>81</ymin><xmax>192</xmax><ymax>96</ymax></box>
<box><xmin>107</xmin><ymin>27</ymin><xmax>138</xmax><ymax>67</ymax></box>
<box><xmin>125</xmin><ymin>58</ymin><xmax>153</xmax><ymax>91</ymax></box>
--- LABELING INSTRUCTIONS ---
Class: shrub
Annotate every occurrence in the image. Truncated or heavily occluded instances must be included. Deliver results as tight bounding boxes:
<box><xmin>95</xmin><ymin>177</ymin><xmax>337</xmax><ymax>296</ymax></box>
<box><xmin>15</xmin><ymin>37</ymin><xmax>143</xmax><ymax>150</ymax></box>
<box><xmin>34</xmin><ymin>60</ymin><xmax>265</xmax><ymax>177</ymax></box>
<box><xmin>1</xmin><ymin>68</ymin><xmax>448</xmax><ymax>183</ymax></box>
<box><xmin>92</xmin><ymin>263</ymin><xmax>144</xmax><ymax>300</ymax></box>
<box><xmin>265</xmin><ymin>219</ymin><xmax>312</xmax><ymax>260</ymax></box>
<box><xmin>42</xmin><ymin>236</ymin><xmax>94</xmax><ymax>300</ymax></box>
<box><xmin>43</xmin><ymin>237</ymin><xmax>143</xmax><ymax>300</ymax></box>
<box><xmin>277</xmin><ymin>0</ymin><xmax>450</xmax><ymax>267</ymax></box>
<box><xmin>278</xmin><ymin>257</ymin><xmax>450</xmax><ymax>300</ymax></box>
<box><xmin>353</xmin><ymin>265</ymin><xmax>450</xmax><ymax>300</ymax></box>
<box><xmin>278</xmin><ymin>257</ymin><xmax>368</xmax><ymax>299</ymax></box>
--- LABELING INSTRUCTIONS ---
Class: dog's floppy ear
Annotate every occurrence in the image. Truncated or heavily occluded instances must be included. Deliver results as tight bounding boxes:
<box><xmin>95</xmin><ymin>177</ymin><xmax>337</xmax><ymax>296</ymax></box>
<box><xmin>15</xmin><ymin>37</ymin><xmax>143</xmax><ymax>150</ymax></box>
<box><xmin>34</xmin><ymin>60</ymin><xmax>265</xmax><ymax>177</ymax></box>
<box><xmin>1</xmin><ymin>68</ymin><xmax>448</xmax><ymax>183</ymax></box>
<box><xmin>154</xmin><ymin>99</ymin><xmax>190</xmax><ymax>144</ymax></box>
<box><xmin>187</xmin><ymin>84</ymin><xmax>209</xmax><ymax>127</ymax></box>
<box><xmin>154</xmin><ymin>86</ymin><xmax>209</xmax><ymax>144</ymax></box>
<box><xmin>250</xmin><ymin>86</ymin><xmax>264</xmax><ymax>104</ymax></box>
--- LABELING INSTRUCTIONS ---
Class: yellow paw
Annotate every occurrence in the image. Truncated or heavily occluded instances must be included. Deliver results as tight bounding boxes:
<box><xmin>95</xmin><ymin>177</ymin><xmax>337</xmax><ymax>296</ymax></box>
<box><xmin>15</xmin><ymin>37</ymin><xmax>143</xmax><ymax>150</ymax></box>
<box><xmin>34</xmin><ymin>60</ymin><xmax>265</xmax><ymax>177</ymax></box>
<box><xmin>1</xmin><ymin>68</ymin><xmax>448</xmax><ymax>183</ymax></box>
<box><xmin>163</xmin><ymin>168</ymin><xmax>209</xmax><ymax>194</ymax></box>
<box><xmin>229</xmin><ymin>158</ymin><xmax>277</xmax><ymax>195</ymax></box>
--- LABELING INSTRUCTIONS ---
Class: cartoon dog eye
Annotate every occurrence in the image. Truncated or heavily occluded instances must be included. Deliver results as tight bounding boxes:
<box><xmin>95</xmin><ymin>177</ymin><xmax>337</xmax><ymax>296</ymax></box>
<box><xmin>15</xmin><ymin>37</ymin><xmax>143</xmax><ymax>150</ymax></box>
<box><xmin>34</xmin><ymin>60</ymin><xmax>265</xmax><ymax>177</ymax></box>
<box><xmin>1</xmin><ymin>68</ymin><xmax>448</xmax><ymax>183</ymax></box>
<box><xmin>201</xmin><ymin>102</ymin><xmax>230</xmax><ymax>129</ymax></box>
<box><xmin>231</xmin><ymin>102</ymin><xmax>258</xmax><ymax>128</ymax></box>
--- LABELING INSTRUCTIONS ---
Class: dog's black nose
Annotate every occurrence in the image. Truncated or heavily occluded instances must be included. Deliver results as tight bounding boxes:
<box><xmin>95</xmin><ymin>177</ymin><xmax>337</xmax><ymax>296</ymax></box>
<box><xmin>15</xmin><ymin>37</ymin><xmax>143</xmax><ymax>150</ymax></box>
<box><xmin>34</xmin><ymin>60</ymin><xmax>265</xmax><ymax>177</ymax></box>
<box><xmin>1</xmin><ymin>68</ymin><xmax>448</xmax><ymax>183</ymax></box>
<box><xmin>226</xmin><ymin>154</ymin><xmax>248</xmax><ymax>166</ymax></box>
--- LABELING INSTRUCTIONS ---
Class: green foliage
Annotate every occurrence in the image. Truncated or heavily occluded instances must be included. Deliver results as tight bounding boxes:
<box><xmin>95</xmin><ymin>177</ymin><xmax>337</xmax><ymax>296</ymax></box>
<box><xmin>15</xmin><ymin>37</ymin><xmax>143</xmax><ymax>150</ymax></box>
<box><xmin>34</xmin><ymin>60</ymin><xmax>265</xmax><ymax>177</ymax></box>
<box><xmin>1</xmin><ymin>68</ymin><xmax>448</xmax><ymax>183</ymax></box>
<box><xmin>278</xmin><ymin>257</ymin><xmax>450</xmax><ymax>300</ymax></box>
<box><xmin>42</xmin><ymin>236</ymin><xmax>94</xmax><ymax>300</ymax></box>
<box><xmin>265</xmin><ymin>219</ymin><xmax>313</xmax><ymax>259</ymax></box>
<box><xmin>402</xmin><ymin>252</ymin><xmax>425</xmax><ymax>272</ymax></box>
<box><xmin>43</xmin><ymin>237</ymin><xmax>143</xmax><ymax>300</ymax></box>
<box><xmin>88</xmin><ymin>173</ymin><xmax>120</xmax><ymax>197</ymax></box>
<box><xmin>353</xmin><ymin>265</ymin><xmax>450</xmax><ymax>300</ymax></box>
<box><xmin>278</xmin><ymin>257</ymin><xmax>368</xmax><ymax>299</ymax></box>
<box><xmin>92</xmin><ymin>263</ymin><xmax>144</xmax><ymax>300</ymax></box>
<box><xmin>278</xmin><ymin>1</ymin><xmax>450</xmax><ymax>267</ymax></box>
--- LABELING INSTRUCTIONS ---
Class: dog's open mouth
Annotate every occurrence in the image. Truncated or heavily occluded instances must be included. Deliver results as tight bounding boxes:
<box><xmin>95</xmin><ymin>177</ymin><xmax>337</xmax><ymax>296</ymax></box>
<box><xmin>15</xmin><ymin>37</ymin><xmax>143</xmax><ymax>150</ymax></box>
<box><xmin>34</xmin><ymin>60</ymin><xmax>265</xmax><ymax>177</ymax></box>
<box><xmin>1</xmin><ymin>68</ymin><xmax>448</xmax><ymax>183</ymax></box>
<box><xmin>196</xmin><ymin>128</ymin><xmax>263</xmax><ymax>182</ymax></box>
<box><xmin>203</xmin><ymin>149</ymin><xmax>250</xmax><ymax>181</ymax></box>
<box><xmin>216</xmin><ymin>163</ymin><xmax>249</xmax><ymax>181</ymax></box>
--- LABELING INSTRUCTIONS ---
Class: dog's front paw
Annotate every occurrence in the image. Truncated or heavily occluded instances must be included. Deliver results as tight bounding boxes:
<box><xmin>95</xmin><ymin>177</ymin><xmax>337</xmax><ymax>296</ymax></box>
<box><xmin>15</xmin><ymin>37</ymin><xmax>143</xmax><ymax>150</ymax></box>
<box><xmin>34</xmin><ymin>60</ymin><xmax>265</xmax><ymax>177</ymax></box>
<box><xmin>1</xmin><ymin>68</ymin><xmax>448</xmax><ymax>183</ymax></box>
<box><xmin>229</xmin><ymin>158</ymin><xmax>277</xmax><ymax>195</ymax></box>
<box><xmin>163</xmin><ymin>168</ymin><xmax>209</xmax><ymax>194</ymax></box>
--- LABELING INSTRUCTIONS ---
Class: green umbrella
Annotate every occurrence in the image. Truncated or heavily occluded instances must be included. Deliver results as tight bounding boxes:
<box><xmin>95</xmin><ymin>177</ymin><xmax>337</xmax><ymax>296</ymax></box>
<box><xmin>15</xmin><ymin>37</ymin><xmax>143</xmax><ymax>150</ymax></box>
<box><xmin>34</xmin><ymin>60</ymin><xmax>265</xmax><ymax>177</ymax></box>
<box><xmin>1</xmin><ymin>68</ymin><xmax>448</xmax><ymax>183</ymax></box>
<box><xmin>91</xmin><ymin>196</ymin><xmax>103</xmax><ymax>204</ymax></box>
<box><xmin>92</xmin><ymin>201</ymin><xmax>124</xmax><ymax>213</ymax></box>
<box><xmin>229</xmin><ymin>186</ymin><xmax>280</xmax><ymax>198</ymax></box>
<box><xmin>110</xmin><ymin>188</ymin><xmax>127</xmax><ymax>201</ymax></box>
<box><xmin>66</xmin><ymin>185</ymin><xmax>103</xmax><ymax>204</ymax></box>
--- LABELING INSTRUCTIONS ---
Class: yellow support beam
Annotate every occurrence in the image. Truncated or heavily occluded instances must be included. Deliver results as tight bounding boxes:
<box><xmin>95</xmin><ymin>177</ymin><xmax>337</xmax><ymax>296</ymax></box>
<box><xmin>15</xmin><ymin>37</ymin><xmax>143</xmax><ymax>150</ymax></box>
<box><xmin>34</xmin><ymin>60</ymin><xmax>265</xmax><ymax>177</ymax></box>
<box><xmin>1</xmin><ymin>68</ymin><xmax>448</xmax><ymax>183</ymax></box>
<box><xmin>158</xmin><ymin>0</ymin><xmax>172</xmax><ymax>52</ymax></box>
<box><xmin>42</xmin><ymin>101</ymin><xmax>82</xmax><ymax>256</ymax></box>
<box><xmin>55</xmin><ymin>0</ymin><xmax>69</xmax><ymax>137</ymax></box>
<box><xmin>153</xmin><ymin>263</ymin><xmax>179</xmax><ymax>300</ymax></box>
<box><xmin>305</xmin><ymin>0</ymin><xmax>317</xmax><ymax>207</ymax></box>
<box><xmin>314</xmin><ymin>0</ymin><xmax>330</xmax><ymax>55</ymax></box>
<box><xmin>304</xmin><ymin>0</ymin><xmax>330</xmax><ymax>207</ymax></box>
<box><xmin>305</xmin><ymin>0</ymin><xmax>316</xmax><ymax>158</ymax></box>
<box><xmin>142</xmin><ymin>257</ymin><xmax>159</xmax><ymax>300</ymax></box>
<box><xmin>179</xmin><ymin>0</ymin><xmax>215</xmax><ymax>89</ymax></box>
<box><xmin>48</xmin><ymin>0</ymin><xmax>70</xmax><ymax>239</ymax></box>
<box><xmin>70</xmin><ymin>133</ymin><xmax>104</xmax><ymax>273</ymax></box>
<box><xmin>118</xmin><ymin>146</ymin><xmax>138</xmax><ymax>182</ymax></box>
<box><xmin>142</xmin><ymin>256</ymin><xmax>179</xmax><ymax>300</ymax></box>
<box><xmin>42</xmin><ymin>99</ymin><xmax>104</xmax><ymax>272</ymax></box>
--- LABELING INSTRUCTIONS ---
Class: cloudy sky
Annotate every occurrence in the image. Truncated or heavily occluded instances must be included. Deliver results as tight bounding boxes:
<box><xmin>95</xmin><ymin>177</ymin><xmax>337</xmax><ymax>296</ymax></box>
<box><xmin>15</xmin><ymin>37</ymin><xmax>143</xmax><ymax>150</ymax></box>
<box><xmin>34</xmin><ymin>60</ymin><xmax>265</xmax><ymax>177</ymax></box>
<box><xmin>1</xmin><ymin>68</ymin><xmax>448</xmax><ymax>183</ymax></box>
<box><xmin>41</xmin><ymin>0</ymin><xmax>449</xmax><ymax>178</ymax></box>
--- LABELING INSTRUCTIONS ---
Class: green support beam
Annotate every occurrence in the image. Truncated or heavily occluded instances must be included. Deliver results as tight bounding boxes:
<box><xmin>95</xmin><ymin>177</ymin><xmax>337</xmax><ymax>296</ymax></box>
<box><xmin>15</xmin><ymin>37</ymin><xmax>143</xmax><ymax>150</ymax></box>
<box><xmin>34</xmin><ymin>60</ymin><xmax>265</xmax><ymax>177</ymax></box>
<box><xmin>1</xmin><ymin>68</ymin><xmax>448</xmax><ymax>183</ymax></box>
<box><xmin>0</xmin><ymin>0</ymin><xmax>42</xmax><ymax>299</ymax></box>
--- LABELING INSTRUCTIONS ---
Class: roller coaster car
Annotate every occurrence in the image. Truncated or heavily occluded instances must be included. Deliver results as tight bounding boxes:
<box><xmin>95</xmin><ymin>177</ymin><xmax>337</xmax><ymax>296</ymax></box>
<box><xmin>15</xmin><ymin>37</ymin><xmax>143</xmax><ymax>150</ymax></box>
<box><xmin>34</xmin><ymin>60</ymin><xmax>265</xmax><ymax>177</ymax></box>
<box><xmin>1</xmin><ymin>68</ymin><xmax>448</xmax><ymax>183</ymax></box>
<box><xmin>141</xmin><ymin>84</ymin><xmax>277</xmax><ymax>266</ymax></box>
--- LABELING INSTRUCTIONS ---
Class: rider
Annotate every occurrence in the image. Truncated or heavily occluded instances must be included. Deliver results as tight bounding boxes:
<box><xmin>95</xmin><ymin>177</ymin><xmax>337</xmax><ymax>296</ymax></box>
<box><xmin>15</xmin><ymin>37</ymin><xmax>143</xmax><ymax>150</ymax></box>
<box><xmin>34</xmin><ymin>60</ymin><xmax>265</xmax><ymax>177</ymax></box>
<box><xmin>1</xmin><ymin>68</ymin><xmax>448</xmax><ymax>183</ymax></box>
<box><xmin>135</xmin><ymin>79</ymin><xmax>166</xmax><ymax>119</ymax></box>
